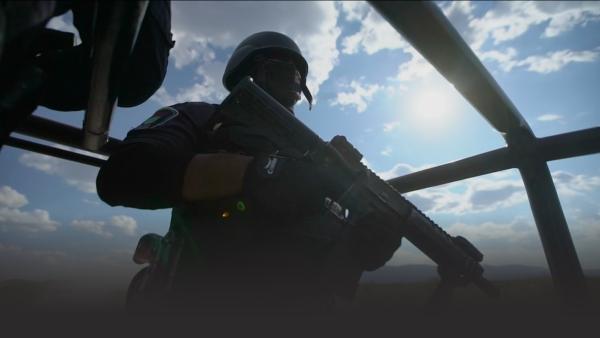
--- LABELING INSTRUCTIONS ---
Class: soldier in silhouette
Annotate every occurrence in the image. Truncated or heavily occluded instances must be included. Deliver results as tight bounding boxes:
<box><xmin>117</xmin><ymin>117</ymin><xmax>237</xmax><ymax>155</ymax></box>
<box><xmin>97</xmin><ymin>31</ymin><xmax>403</xmax><ymax>313</ymax></box>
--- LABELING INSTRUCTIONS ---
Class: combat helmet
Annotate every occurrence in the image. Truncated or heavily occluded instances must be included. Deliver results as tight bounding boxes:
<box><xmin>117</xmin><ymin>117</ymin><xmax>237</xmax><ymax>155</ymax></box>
<box><xmin>222</xmin><ymin>31</ymin><xmax>313</xmax><ymax>108</ymax></box>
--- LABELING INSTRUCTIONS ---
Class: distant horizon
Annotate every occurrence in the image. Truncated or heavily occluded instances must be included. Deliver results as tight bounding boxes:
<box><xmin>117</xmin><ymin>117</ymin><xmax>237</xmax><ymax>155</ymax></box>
<box><xmin>4</xmin><ymin>263</ymin><xmax>600</xmax><ymax>289</ymax></box>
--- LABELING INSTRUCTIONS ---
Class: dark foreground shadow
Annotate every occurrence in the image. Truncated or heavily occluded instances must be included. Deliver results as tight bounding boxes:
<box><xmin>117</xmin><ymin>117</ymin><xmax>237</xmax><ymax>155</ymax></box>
<box><xmin>1</xmin><ymin>277</ymin><xmax>599</xmax><ymax>337</ymax></box>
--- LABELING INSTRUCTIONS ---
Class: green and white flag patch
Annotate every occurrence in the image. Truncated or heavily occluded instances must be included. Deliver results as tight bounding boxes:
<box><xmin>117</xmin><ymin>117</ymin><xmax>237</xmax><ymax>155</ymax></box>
<box><xmin>135</xmin><ymin>107</ymin><xmax>179</xmax><ymax>130</ymax></box>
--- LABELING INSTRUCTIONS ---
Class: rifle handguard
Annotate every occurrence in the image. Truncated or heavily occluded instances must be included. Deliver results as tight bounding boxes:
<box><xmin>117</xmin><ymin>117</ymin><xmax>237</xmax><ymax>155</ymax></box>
<box><xmin>221</xmin><ymin>76</ymin><xmax>500</xmax><ymax>300</ymax></box>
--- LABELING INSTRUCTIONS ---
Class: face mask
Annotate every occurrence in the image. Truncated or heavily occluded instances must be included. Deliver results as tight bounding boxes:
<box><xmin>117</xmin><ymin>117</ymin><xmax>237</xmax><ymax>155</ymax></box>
<box><xmin>253</xmin><ymin>57</ymin><xmax>302</xmax><ymax>112</ymax></box>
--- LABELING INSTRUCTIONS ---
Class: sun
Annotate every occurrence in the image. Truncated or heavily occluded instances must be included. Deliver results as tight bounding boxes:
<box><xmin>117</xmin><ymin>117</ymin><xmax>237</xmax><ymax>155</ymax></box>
<box><xmin>406</xmin><ymin>85</ymin><xmax>459</xmax><ymax>133</ymax></box>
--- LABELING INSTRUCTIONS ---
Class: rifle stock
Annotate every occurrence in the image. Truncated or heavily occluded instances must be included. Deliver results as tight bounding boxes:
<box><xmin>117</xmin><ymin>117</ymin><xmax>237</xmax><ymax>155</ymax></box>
<box><xmin>220</xmin><ymin>77</ymin><xmax>499</xmax><ymax>298</ymax></box>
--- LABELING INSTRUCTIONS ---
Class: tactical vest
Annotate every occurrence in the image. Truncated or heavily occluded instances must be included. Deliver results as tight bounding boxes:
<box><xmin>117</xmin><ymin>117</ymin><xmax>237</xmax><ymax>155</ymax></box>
<box><xmin>147</xmin><ymin>103</ymin><xmax>355</xmax><ymax>310</ymax></box>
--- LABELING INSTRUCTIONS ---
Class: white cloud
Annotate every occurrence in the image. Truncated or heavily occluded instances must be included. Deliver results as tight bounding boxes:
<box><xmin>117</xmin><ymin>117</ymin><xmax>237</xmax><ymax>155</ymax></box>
<box><xmin>447</xmin><ymin>217</ymin><xmax>536</xmax><ymax>243</ymax></box>
<box><xmin>387</xmin><ymin>214</ymin><xmax>562</xmax><ymax>267</ymax></box>
<box><xmin>0</xmin><ymin>186</ymin><xmax>59</xmax><ymax>233</ymax></box>
<box><xmin>330</xmin><ymin>80</ymin><xmax>381</xmax><ymax>113</ymax></box>
<box><xmin>438</xmin><ymin>1</ymin><xmax>600</xmax><ymax>78</ymax></box>
<box><xmin>341</xmin><ymin>5</ymin><xmax>406</xmax><ymax>55</ymax></box>
<box><xmin>405</xmin><ymin>176</ymin><xmax>527</xmax><ymax>215</ymax></box>
<box><xmin>167</xmin><ymin>1</ymin><xmax>340</xmax><ymax>102</ymax></box>
<box><xmin>468</xmin><ymin>2</ymin><xmax>600</xmax><ymax>50</ymax></box>
<box><xmin>19</xmin><ymin>152</ymin><xmax>99</xmax><ymax>194</ymax></box>
<box><xmin>467</xmin><ymin>180</ymin><xmax>526</xmax><ymax>211</ymax></box>
<box><xmin>297</xmin><ymin>6</ymin><xmax>341</xmax><ymax>103</ymax></box>
<box><xmin>71</xmin><ymin>219</ymin><xmax>112</xmax><ymax>238</ymax></box>
<box><xmin>552</xmin><ymin>171</ymin><xmax>600</xmax><ymax>197</ymax></box>
<box><xmin>151</xmin><ymin>59</ymin><xmax>229</xmax><ymax>106</ymax></box>
<box><xmin>379</xmin><ymin>163</ymin><xmax>527</xmax><ymax>214</ymax></box>
<box><xmin>0</xmin><ymin>208</ymin><xmax>60</xmax><ymax>232</ymax></box>
<box><xmin>480</xmin><ymin>48</ymin><xmax>598</xmax><ymax>74</ymax></box>
<box><xmin>0</xmin><ymin>186</ymin><xmax>28</xmax><ymax>209</ymax></box>
<box><xmin>71</xmin><ymin>215</ymin><xmax>138</xmax><ymax>238</ymax></box>
<box><xmin>383</xmin><ymin>121</ymin><xmax>401</xmax><ymax>133</ymax></box>
<box><xmin>569</xmin><ymin>210</ymin><xmax>600</xmax><ymax>245</ymax></box>
<box><xmin>394</xmin><ymin>48</ymin><xmax>435</xmax><ymax>82</ymax></box>
<box><xmin>469</xmin><ymin>2</ymin><xmax>544</xmax><ymax>49</ymax></box>
<box><xmin>150</xmin><ymin>87</ymin><xmax>175</xmax><ymax>106</ymax></box>
<box><xmin>444</xmin><ymin>217</ymin><xmax>548</xmax><ymax>266</ymax></box>
<box><xmin>479</xmin><ymin>47</ymin><xmax>519</xmax><ymax>72</ymax></box>
<box><xmin>83</xmin><ymin>198</ymin><xmax>101</xmax><ymax>206</ymax></box>
<box><xmin>110</xmin><ymin>215</ymin><xmax>137</xmax><ymax>236</ymax></box>
<box><xmin>443</xmin><ymin>210</ymin><xmax>600</xmax><ymax>267</ymax></box>
<box><xmin>388</xmin><ymin>167</ymin><xmax>600</xmax><ymax>215</ymax></box>
<box><xmin>71</xmin><ymin>215</ymin><xmax>137</xmax><ymax>238</ymax></box>
<box><xmin>340</xmin><ymin>33</ymin><xmax>363</xmax><ymax>56</ymax></box>
<box><xmin>338</xmin><ymin>2</ymin><xmax>600</xmax><ymax>84</ymax></box>
<box><xmin>537</xmin><ymin>114</ymin><xmax>563</xmax><ymax>122</ymax></box>
<box><xmin>339</xmin><ymin>1</ymin><xmax>369</xmax><ymax>22</ymax></box>
<box><xmin>377</xmin><ymin>162</ymin><xmax>429</xmax><ymax>180</ymax></box>
<box><xmin>540</xmin><ymin>2</ymin><xmax>600</xmax><ymax>38</ymax></box>
<box><xmin>380</xmin><ymin>146</ymin><xmax>393</xmax><ymax>157</ymax></box>
<box><xmin>440</xmin><ymin>1</ymin><xmax>475</xmax><ymax>20</ymax></box>
<box><xmin>517</xmin><ymin>49</ymin><xmax>599</xmax><ymax>74</ymax></box>
<box><xmin>337</xmin><ymin>3</ymin><xmax>452</xmax><ymax>84</ymax></box>
<box><xmin>170</xmin><ymin>31</ymin><xmax>213</xmax><ymax>69</ymax></box>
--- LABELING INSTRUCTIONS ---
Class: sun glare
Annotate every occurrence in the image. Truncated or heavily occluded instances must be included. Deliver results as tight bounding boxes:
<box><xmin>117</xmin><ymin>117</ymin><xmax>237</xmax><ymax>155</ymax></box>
<box><xmin>406</xmin><ymin>86</ymin><xmax>459</xmax><ymax>133</ymax></box>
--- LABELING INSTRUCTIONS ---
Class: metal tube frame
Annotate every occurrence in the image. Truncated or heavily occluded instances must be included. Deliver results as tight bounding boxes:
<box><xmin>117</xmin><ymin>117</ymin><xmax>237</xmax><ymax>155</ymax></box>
<box><xmin>369</xmin><ymin>1</ymin><xmax>592</xmax><ymax>307</ymax></box>
<box><xmin>16</xmin><ymin>115</ymin><xmax>122</xmax><ymax>156</ymax></box>
<box><xmin>83</xmin><ymin>1</ymin><xmax>148</xmax><ymax>151</ymax></box>
<box><xmin>389</xmin><ymin>127</ymin><xmax>600</xmax><ymax>193</ymax></box>
<box><xmin>5</xmin><ymin>136</ymin><xmax>106</xmax><ymax>167</ymax></box>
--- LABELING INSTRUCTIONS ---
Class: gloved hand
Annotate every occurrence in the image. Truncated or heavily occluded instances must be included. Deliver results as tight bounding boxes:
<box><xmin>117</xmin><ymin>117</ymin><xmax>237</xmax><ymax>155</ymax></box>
<box><xmin>347</xmin><ymin>210</ymin><xmax>403</xmax><ymax>271</ymax></box>
<box><xmin>242</xmin><ymin>154</ymin><xmax>345</xmax><ymax>219</ymax></box>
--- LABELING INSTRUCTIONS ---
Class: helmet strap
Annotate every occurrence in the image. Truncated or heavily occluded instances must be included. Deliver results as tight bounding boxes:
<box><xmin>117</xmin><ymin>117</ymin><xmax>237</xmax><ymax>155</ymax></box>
<box><xmin>252</xmin><ymin>55</ymin><xmax>313</xmax><ymax>112</ymax></box>
<box><xmin>302</xmin><ymin>83</ymin><xmax>313</xmax><ymax>110</ymax></box>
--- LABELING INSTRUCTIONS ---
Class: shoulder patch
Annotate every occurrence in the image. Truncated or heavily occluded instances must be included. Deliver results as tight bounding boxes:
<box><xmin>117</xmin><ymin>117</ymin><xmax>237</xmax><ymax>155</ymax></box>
<box><xmin>135</xmin><ymin>107</ymin><xmax>179</xmax><ymax>130</ymax></box>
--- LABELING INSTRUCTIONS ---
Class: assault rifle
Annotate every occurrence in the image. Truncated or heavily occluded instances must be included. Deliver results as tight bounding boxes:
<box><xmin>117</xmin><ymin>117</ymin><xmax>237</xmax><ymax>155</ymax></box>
<box><xmin>220</xmin><ymin>76</ymin><xmax>500</xmax><ymax>303</ymax></box>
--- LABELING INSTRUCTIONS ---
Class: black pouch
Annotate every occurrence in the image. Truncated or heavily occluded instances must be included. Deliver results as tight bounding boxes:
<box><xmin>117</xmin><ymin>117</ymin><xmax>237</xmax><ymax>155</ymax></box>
<box><xmin>118</xmin><ymin>0</ymin><xmax>174</xmax><ymax>107</ymax></box>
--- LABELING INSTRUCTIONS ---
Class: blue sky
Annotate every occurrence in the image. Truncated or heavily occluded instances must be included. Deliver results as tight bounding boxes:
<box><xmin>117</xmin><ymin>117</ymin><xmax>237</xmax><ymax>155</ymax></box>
<box><xmin>1</xmin><ymin>1</ymin><xmax>599</xmax><ymax>286</ymax></box>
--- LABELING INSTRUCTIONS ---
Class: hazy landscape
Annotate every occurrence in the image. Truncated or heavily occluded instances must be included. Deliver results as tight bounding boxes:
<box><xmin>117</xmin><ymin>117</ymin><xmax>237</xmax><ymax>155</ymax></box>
<box><xmin>1</xmin><ymin>266</ymin><xmax>598</xmax><ymax>337</ymax></box>
<box><xmin>2</xmin><ymin>264</ymin><xmax>599</xmax><ymax>315</ymax></box>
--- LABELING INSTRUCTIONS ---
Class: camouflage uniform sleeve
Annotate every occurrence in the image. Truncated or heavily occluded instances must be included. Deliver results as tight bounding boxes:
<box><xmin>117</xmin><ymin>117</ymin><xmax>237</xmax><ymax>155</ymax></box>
<box><xmin>96</xmin><ymin>102</ymin><xmax>218</xmax><ymax>209</ymax></box>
